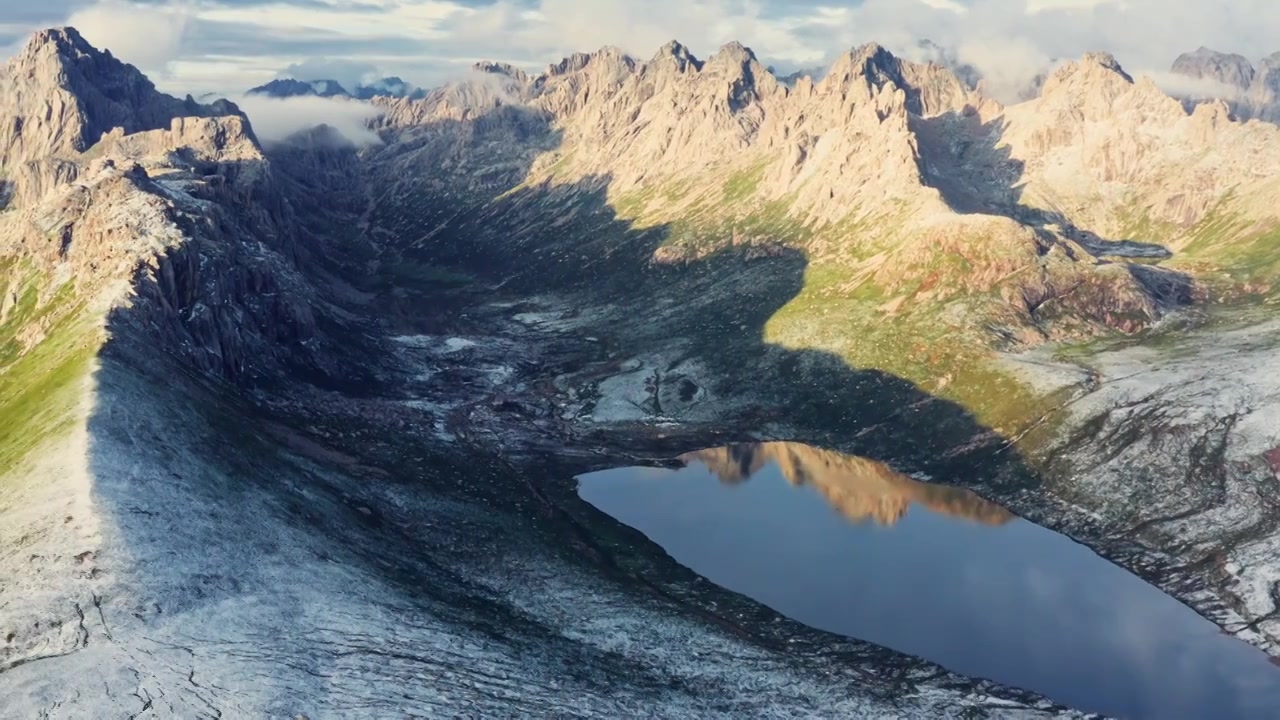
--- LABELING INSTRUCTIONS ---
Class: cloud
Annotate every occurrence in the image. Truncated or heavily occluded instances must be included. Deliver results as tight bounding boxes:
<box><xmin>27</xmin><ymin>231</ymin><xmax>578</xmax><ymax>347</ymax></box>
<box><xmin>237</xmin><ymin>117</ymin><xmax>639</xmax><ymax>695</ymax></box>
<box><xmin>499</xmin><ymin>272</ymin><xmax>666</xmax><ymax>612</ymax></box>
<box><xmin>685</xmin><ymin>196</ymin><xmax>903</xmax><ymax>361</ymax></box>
<box><xmin>956</xmin><ymin>37</ymin><xmax>1052</xmax><ymax>102</ymax></box>
<box><xmin>1024</xmin><ymin>0</ymin><xmax>1119</xmax><ymax>13</ymax></box>
<box><xmin>917</xmin><ymin>0</ymin><xmax>968</xmax><ymax>13</ymax></box>
<box><xmin>66</xmin><ymin>0</ymin><xmax>190</xmax><ymax>70</ymax></box>
<box><xmin>1144</xmin><ymin>72</ymin><xmax>1249</xmax><ymax>103</ymax></box>
<box><xmin>231</xmin><ymin>93</ymin><xmax>382</xmax><ymax>146</ymax></box>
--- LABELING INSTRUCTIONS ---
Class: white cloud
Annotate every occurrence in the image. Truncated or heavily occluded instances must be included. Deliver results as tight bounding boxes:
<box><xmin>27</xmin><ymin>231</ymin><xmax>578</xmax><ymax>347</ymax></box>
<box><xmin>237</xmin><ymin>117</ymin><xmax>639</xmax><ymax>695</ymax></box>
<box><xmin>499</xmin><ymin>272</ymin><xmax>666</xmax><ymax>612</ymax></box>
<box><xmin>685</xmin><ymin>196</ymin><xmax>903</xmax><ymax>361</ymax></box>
<box><xmin>66</xmin><ymin>0</ymin><xmax>190</xmax><ymax>71</ymax></box>
<box><xmin>1024</xmin><ymin>0</ymin><xmax>1121</xmax><ymax>13</ymax></box>
<box><xmin>918</xmin><ymin>0</ymin><xmax>969</xmax><ymax>13</ymax></box>
<box><xmin>957</xmin><ymin>37</ymin><xmax>1051</xmax><ymax>101</ymax></box>
<box><xmin>1143</xmin><ymin>71</ymin><xmax>1249</xmax><ymax>102</ymax></box>
<box><xmin>232</xmin><ymin>94</ymin><xmax>382</xmax><ymax>146</ymax></box>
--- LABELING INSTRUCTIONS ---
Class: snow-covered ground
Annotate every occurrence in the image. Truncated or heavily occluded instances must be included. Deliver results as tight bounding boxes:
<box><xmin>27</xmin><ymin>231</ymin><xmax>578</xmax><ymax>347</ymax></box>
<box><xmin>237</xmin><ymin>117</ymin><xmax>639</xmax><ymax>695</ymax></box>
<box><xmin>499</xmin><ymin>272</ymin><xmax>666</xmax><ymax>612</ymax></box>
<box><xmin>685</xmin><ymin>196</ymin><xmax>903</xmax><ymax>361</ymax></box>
<box><xmin>1037</xmin><ymin>316</ymin><xmax>1280</xmax><ymax>654</ymax></box>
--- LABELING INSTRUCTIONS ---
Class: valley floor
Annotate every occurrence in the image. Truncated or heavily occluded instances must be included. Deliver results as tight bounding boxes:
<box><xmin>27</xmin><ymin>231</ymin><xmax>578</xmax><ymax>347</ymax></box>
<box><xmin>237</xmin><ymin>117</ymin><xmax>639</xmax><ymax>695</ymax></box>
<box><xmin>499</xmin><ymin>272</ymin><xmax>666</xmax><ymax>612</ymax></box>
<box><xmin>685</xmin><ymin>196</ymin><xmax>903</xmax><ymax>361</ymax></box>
<box><xmin>0</xmin><ymin>288</ymin><xmax>1078</xmax><ymax>718</ymax></box>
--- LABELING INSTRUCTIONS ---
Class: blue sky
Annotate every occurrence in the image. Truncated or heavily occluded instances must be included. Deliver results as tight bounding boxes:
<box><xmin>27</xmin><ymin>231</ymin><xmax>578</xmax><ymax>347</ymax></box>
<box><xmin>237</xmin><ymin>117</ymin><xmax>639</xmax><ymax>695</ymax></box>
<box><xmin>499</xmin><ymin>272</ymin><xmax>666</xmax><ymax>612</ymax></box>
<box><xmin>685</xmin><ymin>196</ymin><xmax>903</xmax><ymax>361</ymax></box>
<box><xmin>2</xmin><ymin>0</ymin><xmax>1278</xmax><ymax>95</ymax></box>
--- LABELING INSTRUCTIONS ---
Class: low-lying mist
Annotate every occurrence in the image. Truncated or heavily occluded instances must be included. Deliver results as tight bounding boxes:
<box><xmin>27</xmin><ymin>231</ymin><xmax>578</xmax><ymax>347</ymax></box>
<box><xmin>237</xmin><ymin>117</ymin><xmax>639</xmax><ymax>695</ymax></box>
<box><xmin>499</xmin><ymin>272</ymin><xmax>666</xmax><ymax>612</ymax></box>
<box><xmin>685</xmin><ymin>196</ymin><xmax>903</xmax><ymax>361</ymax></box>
<box><xmin>232</xmin><ymin>94</ymin><xmax>383</xmax><ymax>147</ymax></box>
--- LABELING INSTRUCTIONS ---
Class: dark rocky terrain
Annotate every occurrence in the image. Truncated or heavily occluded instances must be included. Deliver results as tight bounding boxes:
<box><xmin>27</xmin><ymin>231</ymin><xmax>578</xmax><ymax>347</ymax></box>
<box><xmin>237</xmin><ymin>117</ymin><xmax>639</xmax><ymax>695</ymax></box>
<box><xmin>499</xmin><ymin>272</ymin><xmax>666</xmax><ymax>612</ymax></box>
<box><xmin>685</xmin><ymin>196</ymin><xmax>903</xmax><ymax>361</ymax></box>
<box><xmin>2</xmin><ymin>25</ymin><xmax>1280</xmax><ymax>717</ymax></box>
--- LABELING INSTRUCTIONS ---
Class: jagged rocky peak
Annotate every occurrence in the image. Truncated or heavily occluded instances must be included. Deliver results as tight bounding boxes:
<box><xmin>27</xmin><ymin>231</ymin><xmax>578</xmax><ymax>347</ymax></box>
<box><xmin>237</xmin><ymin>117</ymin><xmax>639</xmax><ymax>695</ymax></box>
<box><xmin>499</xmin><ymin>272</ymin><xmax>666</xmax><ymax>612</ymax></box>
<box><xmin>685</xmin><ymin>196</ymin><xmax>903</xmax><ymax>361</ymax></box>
<box><xmin>844</xmin><ymin>42</ymin><xmax>897</xmax><ymax>76</ymax></box>
<box><xmin>1</xmin><ymin>26</ymin><xmax>234</xmax><ymax>148</ymax></box>
<box><xmin>1081</xmin><ymin>51</ymin><xmax>1134</xmax><ymax>81</ymax></box>
<box><xmin>702</xmin><ymin>41</ymin><xmax>776</xmax><ymax>99</ymax></box>
<box><xmin>913</xmin><ymin>39</ymin><xmax>981</xmax><ymax>89</ymax></box>
<box><xmin>1</xmin><ymin>26</ymin><xmax>253</xmax><ymax>206</ymax></box>
<box><xmin>822</xmin><ymin>42</ymin><xmax>921</xmax><ymax>94</ymax></box>
<box><xmin>473</xmin><ymin>61</ymin><xmax>530</xmax><ymax>84</ymax></box>
<box><xmin>247</xmin><ymin>75</ymin><xmax>423</xmax><ymax>100</ymax></box>
<box><xmin>351</xmin><ymin>76</ymin><xmax>423</xmax><ymax>100</ymax></box>
<box><xmin>1040</xmin><ymin>51</ymin><xmax>1135</xmax><ymax>97</ymax></box>
<box><xmin>819</xmin><ymin>43</ymin><xmax>890</xmax><ymax>94</ymax></box>
<box><xmin>1172</xmin><ymin>46</ymin><xmax>1256</xmax><ymax>90</ymax></box>
<box><xmin>649</xmin><ymin>40</ymin><xmax>703</xmax><ymax>73</ymax></box>
<box><xmin>545</xmin><ymin>46</ymin><xmax>635</xmax><ymax>78</ymax></box>
<box><xmin>817</xmin><ymin>43</ymin><xmax>979</xmax><ymax>118</ymax></box>
<box><xmin>16</xmin><ymin>25</ymin><xmax>94</xmax><ymax>62</ymax></box>
<box><xmin>707</xmin><ymin>40</ymin><xmax>758</xmax><ymax>67</ymax></box>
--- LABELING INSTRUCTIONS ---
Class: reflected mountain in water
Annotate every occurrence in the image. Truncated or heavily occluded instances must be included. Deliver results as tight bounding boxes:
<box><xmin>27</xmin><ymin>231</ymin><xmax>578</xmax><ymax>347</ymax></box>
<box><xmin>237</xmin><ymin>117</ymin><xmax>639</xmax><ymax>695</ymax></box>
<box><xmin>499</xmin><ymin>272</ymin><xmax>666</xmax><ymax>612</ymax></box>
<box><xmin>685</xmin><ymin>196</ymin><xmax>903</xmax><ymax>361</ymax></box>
<box><xmin>680</xmin><ymin>442</ymin><xmax>1014</xmax><ymax>528</ymax></box>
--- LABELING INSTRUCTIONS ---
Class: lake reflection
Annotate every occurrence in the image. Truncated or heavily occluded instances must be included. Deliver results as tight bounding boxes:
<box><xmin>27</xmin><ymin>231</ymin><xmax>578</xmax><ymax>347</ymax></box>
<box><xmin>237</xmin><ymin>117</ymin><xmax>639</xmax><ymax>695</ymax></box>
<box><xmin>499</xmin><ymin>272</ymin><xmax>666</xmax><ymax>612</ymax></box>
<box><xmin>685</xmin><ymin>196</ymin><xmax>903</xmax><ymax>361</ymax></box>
<box><xmin>578</xmin><ymin>442</ymin><xmax>1280</xmax><ymax>720</ymax></box>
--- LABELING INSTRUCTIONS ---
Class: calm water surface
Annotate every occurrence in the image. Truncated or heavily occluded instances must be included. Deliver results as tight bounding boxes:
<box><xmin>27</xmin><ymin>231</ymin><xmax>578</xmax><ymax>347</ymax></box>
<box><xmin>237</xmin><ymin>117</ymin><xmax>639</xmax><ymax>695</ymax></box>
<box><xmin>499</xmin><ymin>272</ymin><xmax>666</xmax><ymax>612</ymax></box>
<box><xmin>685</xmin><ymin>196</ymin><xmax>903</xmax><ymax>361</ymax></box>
<box><xmin>577</xmin><ymin>442</ymin><xmax>1280</xmax><ymax>720</ymax></box>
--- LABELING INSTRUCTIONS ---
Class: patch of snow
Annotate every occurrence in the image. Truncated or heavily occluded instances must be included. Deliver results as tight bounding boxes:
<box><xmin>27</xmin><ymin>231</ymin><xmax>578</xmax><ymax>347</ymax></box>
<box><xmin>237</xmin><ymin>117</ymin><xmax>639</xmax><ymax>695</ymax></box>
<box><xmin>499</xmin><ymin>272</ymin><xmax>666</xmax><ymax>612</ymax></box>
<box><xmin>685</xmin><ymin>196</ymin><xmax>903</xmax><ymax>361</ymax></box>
<box><xmin>483</xmin><ymin>364</ymin><xmax>515</xmax><ymax>385</ymax></box>
<box><xmin>513</xmin><ymin>311</ymin><xmax>560</xmax><ymax>326</ymax></box>
<box><xmin>996</xmin><ymin>348</ymin><xmax>1094</xmax><ymax>395</ymax></box>
<box><xmin>391</xmin><ymin>335</ymin><xmax>477</xmax><ymax>354</ymax></box>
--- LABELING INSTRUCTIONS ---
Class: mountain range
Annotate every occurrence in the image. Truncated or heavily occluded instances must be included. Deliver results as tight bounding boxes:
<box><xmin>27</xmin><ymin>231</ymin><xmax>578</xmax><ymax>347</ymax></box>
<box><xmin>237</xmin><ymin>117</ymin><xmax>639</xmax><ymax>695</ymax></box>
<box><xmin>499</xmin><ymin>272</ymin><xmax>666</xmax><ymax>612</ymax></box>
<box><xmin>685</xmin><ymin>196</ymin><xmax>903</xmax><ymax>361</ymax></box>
<box><xmin>247</xmin><ymin>75</ymin><xmax>427</xmax><ymax>100</ymax></box>
<box><xmin>3</xmin><ymin>25</ymin><xmax>1280</xmax><ymax>716</ymax></box>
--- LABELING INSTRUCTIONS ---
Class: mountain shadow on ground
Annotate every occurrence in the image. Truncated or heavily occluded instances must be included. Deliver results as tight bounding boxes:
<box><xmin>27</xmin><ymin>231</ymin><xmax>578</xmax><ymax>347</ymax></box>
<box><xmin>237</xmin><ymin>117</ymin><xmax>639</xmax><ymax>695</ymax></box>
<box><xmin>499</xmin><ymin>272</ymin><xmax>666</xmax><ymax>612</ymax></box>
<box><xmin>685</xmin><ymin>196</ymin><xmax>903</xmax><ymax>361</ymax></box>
<box><xmin>914</xmin><ymin>110</ymin><xmax>1193</xmax><ymax>283</ymax></box>
<box><xmin>376</xmin><ymin>157</ymin><xmax>1041</xmax><ymax>493</ymax></box>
